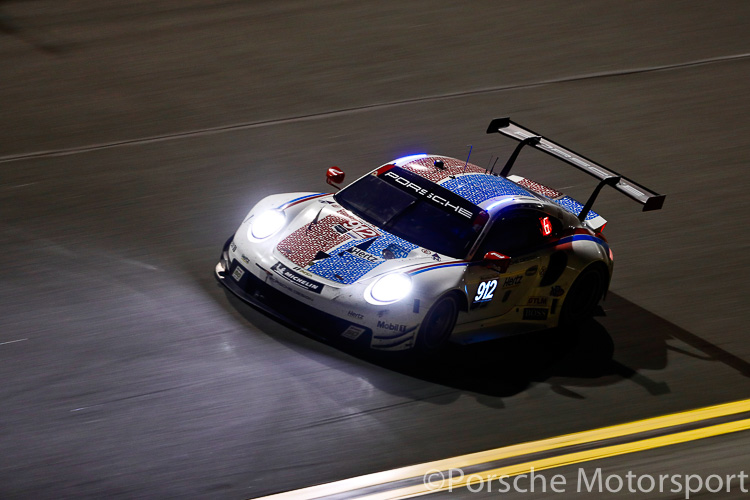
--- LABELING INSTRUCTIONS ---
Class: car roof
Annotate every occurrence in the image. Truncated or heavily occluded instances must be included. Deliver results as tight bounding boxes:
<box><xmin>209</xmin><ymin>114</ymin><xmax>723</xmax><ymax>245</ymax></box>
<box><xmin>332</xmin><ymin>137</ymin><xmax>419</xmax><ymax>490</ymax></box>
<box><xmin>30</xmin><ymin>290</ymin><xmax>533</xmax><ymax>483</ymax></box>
<box><xmin>391</xmin><ymin>154</ymin><xmax>547</xmax><ymax>215</ymax></box>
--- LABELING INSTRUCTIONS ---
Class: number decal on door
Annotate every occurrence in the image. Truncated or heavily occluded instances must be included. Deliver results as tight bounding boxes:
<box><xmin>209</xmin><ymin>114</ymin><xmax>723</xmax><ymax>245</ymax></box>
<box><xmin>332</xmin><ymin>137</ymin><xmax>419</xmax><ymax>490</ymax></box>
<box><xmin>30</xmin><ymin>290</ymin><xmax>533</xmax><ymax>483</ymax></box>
<box><xmin>474</xmin><ymin>279</ymin><xmax>498</xmax><ymax>303</ymax></box>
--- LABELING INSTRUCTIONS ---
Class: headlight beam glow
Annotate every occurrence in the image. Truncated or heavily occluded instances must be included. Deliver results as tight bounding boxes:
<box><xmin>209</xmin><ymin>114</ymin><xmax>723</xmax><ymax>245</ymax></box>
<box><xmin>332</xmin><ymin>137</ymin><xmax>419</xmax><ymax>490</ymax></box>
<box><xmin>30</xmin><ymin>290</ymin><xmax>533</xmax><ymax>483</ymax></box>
<box><xmin>248</xmin><ymin>210</ymin><xmax>286</xmax><ymax>240</ymax></box>
<box><xmin>366</xmin><ymin>273</ymin><xmax>413</xmax><ymax>305</ymax></box>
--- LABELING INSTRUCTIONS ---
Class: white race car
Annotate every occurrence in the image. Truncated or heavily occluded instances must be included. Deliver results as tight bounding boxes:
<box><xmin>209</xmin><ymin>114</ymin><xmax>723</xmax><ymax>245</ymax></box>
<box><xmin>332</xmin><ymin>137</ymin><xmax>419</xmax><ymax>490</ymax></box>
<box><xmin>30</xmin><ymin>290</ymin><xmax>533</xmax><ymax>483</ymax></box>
<box><xmin>216</xmin><ymin>118</ymin><xmax>665</xmax><ymax>352</ymax></box>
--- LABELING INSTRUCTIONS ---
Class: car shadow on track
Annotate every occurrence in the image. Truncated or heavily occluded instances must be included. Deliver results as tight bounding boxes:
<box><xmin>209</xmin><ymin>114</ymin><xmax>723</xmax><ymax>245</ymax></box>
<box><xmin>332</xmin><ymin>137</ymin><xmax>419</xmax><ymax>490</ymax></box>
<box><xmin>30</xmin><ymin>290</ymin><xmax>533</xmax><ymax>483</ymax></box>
<box><xmin>219</xmin><ymin>283</ymin><xmax>750</xmax><ymax>403</ymax></box>
<box><xmin>368</xmin><ymin>321</ymin><xmax>621</xmax><ymax>400</ymax></box>
<box><xmin>0</xmin><ymin>2</ymin><xmax>66</xmax><ymax>54</ymax></box>
<box><xmin>361</xmin><ymin>292</ymin><xmax>750</xmax><ymax>400</ymax></box>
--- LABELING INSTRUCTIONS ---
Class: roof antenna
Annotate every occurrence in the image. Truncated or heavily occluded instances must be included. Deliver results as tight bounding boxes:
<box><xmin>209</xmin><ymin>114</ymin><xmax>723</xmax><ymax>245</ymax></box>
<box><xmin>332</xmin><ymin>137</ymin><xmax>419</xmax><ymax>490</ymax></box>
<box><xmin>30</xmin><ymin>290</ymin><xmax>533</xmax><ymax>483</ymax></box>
<box><xmin>463</xmin><ymin>145</ymin><xmax>473</xmax><ymax>174</ymax></box>
<box><xmin>488</xmin><ymin>157</ymin><xmax>499</xmax><ymax>175</ymax></box>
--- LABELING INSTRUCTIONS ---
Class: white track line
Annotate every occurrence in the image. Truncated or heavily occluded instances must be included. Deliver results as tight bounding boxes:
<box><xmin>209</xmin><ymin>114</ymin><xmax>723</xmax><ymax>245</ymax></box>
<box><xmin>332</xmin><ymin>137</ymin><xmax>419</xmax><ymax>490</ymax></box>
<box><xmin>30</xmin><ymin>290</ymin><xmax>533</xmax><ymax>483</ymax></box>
<box><xmin>0</xmin><ymin>339</ymin><xmax>28</xmax><ymax>346</ymax></box>
<box><xmin>1</xmin><ymin>52</ymin><xmax>748</xmax><ymax>165</ymax></box>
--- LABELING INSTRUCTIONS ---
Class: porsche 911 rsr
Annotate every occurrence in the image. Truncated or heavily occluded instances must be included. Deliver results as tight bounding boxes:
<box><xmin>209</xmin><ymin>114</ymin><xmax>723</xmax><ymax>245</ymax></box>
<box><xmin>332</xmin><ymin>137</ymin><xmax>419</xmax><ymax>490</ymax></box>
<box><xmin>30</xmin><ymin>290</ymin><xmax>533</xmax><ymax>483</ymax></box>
<box><xmin>215</xmin><ymin>118</ymin><xmax>665</xmax><ymax>352</ymax></box>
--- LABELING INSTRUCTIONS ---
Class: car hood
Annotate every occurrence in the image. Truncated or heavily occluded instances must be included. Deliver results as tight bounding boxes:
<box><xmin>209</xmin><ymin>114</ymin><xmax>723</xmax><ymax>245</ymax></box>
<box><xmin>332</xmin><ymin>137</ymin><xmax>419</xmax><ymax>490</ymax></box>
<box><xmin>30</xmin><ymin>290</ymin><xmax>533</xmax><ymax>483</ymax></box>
<box><xmin>273</xmin><ymin>197</ymin><xmax>449</xmax><ymax>285</ymax></box>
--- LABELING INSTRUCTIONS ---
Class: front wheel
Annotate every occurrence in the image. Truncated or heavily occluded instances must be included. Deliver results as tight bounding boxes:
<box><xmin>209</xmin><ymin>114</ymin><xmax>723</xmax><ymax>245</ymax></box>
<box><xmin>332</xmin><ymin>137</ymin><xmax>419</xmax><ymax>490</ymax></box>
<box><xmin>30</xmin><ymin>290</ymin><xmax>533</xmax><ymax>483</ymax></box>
<box><xmin>560</xmin><ymin>264</ymin><xmax>607</xmax><ymax>325</ymax></box>
<box><xmin>416</xmin><ymin>294</ymin><xmax>459</xmax><ymax>352</ymax></box>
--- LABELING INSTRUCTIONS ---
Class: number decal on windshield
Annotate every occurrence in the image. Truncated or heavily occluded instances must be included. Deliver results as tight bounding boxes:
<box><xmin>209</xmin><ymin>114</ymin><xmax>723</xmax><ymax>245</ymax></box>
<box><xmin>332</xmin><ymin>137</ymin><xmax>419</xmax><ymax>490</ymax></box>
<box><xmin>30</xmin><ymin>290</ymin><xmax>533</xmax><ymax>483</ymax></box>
<box><xmin>474</xmin><ymin>279</ymin><xmax>498</xmax><ymax>303</ymax></box>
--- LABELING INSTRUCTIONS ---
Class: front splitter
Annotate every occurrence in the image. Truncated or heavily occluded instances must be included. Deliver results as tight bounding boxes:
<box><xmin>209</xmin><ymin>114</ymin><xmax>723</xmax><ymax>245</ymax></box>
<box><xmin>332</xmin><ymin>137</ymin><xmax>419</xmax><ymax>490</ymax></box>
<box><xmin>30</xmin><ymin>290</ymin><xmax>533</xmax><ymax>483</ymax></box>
<box><xmin>215</xmin><ymin>236</ymin><xmax>374</xmax><ymax>346</ymax></box>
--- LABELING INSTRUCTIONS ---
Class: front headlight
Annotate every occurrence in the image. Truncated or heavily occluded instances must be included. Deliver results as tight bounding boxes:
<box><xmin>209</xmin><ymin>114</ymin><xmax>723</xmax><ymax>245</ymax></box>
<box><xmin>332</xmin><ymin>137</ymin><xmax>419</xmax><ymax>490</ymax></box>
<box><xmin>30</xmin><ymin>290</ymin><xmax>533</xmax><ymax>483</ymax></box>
<box><xmin>248</xmin><ymin>210</ymin><xmax>286</xmax><ymax>240</ymax></box>
<box><xmin>365</xmin><ymin>273</ymin><xmax>412</xmax><ymax>305</ymax></box>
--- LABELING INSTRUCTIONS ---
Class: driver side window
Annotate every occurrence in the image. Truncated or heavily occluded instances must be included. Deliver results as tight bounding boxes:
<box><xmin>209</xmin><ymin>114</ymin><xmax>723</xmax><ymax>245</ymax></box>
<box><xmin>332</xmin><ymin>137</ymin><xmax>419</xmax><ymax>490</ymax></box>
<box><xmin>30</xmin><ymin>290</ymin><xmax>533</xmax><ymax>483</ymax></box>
<box><xmin>477</xmin><ymin>210</ymin><xmax>560</xmax><ymax>258</ymax></box>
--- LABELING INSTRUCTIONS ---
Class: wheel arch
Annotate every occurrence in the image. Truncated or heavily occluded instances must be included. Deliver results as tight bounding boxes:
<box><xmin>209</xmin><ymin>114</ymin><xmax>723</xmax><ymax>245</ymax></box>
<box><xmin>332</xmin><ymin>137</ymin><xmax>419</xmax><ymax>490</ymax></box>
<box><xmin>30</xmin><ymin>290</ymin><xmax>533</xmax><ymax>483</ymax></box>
<box><xmin>559</xmin><ymin>260</ymin><xmax>610</xmax><ymax>325</ymax></box>
<box><xmin>416</xmin><ymin>291</ymin><xmax>462</xmax><ymax>352</ymax></box>
<box><xmin>448</xmin><ymin>288</ymin><xmax>470</xmax><ymax>313</ymax></box>
<box><xmin>584</xmin><ymin>260</ymin><xmax>611</xmax><ymax>297</ymax></box>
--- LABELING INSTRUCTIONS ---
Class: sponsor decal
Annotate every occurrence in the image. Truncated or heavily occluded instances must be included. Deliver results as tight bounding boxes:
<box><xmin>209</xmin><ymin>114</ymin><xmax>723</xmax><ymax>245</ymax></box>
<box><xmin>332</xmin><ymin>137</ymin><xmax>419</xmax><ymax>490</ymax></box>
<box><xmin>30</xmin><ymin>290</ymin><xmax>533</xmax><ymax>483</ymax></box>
<box><xmin>525</xmin><ymin>265</ymin><xmax>538</xmax><ymax>276</ymax></box>
<box><xmin>347</xmin><ymin>246</ymin><xmax>382</xmax><ymax>263</ymax></box>
<box><xmin>232</xmin><ymin>266</ymin><xmax>245</xmax><ymax>281</ymax></box>
<box><xmin>539</xmin><ymin>265</ymin><xmax>547</xmax><ymax>278</ymax></box>
<box><xmin>293</xmin><ymin>265</ymin><xmax>315</xmax><ymax>277</ymax></box>
<box><xmin>230</xmin><ymin>241</ymin><xmax>237</xmax><ymax>252</ymax></box>
<box><xmin>432</xmin><ymin>253</ymin><xmax>441</xmax><ymax>261</ymax></box>
<box><xmin>341</xmin><ymin>325</ymin><xmax>366</xmax><ymax>340</ymax></box>
<box><xmin>380</xmin><ymin>170</ymin><xmax>475</xmax><ymax>219</ymax></box>
<box><xmin>474</xmin><ymin>279</ymin><xmax>498</xmax><ymax>303</ymax></box>
<box><xmin>513</xmin><ymin>131</ymin><xmax>591</xmax><ymax>169</ymax></box>
<box><xmin>382</xmin><ymin>243</ymin><xmax>408</xmax><ymax>260</ymax></box>
<box><xmin>268</xmin><ymin>276</ymin><xmax>314</xmax><ymax>301</ymax></box>
<box><xmin>621</xmin><ymin>184</ymin><xmax>645</xmax><ymax>198</ymax></box>
<box><xmin>502</xmin><ymin>275</ymin><xmax>523</xmax><ymax>288</ymax></box>
<box><xmin>241</xmin><ymin>254</ymin><xmax>250</xmax><ymax>264</ymax></box>
<box><xmin>376</xmin><ymin>320</ymin><xmax>407</xmax><ymax>332</ymax></box>
<box><xmin>527</xmin><ymin>296</ymin><xmax>548</xmax><ymax>306</ymax></box>
<box><xmin>347</xmin><ymin>310</ymin><xmax>364</xmax><ymax>320</ymax></box>
<box><xmin>523</xmin><ymin>307</ymin><xmax>549</xmax><ymax>320</ymax></box>
<box><xmin>271</xmin><ymin>262</ymin><xmax>324</xmax><ymax>294</ymax></box>
<box><xmin>420</xmin><ymin>248</ymin><xmax>432</xmax><ymax>255</ymax></box>
<box><xmin>550</xmin><ymin>285</ymin><xmax>565</xmax><ymax>297</ymax></box>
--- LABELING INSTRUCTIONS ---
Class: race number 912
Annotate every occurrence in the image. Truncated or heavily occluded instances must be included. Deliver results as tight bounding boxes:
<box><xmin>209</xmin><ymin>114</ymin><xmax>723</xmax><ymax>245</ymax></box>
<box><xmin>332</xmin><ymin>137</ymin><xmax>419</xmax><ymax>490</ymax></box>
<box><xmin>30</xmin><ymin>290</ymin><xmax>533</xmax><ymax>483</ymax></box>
<box><xmin>474</xmin><ymin>279</ymin><xmax>497</xmax><ymax>303</ymax></box>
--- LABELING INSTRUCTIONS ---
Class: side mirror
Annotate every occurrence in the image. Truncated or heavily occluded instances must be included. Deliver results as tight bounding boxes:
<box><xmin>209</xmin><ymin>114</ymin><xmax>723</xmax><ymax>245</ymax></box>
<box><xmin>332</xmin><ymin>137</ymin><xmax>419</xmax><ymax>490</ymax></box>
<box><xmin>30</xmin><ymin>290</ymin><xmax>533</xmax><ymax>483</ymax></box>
<box><xmin>326</xmin><ymin>167</ymin><xmax>345</xmax><ymax>190</ymax></box>
<box><xmin>483</xmin><ymin>251</ymin><xmax>511</xmax><ymax>273</ymax></box>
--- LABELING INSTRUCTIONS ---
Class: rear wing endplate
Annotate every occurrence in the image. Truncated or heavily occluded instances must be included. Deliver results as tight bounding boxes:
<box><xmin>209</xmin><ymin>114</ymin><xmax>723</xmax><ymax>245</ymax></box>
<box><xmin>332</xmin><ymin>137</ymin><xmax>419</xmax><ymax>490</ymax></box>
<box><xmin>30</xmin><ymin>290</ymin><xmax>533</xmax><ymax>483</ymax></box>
<box><xmin>487</xmin><ymin>117</ymin><xmax>665</xmax><ymax>214</ymax></box>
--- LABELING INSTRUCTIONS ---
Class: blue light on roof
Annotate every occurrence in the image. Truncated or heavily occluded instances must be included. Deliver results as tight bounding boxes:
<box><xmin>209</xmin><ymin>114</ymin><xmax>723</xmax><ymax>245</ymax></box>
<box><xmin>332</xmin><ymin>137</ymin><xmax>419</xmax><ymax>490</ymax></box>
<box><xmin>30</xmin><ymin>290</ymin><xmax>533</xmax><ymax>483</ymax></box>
<box><xmin>393</xmin><ymin>154</ymin><xmax>428</xmax><ymax>166</ymax></box>
<box><xmin>485</xmin><ymin>199</ymin><xmax>512</xmax><ymax>211</ymax></box>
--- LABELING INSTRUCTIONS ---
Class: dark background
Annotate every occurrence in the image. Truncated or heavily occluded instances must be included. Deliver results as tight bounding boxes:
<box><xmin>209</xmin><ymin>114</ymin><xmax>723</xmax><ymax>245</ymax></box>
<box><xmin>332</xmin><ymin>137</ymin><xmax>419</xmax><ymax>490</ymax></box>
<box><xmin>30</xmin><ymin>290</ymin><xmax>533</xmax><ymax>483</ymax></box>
<box><xmin>1</xmin><ymin>1</ymin><xmax>749</xmax><ymax>498</ymax></box>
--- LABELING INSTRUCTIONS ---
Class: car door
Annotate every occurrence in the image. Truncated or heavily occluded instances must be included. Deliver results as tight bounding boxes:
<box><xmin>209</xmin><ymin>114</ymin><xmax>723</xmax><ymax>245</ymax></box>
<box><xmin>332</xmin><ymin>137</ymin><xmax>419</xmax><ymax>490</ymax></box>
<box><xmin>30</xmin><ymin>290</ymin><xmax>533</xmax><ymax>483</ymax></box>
<box><xmin>465</xmin><ymin>208</ymin><xmax>561</xmax><ymax>319</ymax></box>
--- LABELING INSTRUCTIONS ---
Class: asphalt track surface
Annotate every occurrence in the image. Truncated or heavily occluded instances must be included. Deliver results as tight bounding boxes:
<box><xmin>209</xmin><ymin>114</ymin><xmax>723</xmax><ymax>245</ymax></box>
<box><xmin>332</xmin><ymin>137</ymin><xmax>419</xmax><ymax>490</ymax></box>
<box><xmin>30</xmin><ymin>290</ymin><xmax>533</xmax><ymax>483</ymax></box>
<box><xmin>1</xmin><ymin>1</ymin><xmax>750</xmax><ymax>498</ymax></box>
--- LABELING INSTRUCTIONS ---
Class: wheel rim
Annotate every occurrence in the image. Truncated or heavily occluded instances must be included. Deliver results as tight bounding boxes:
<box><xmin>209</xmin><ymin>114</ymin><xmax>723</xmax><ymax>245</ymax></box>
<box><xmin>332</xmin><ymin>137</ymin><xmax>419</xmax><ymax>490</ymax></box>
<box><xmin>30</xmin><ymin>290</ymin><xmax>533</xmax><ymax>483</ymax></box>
<box><xmin>567</xmin><ymin>271</ymin><xmax>602</xmax><ymax>320</ymax></box>
<box><xmin>423</xmin><ymin>298</ymin><xmax>457</xmax><ymax>349</ymax></box>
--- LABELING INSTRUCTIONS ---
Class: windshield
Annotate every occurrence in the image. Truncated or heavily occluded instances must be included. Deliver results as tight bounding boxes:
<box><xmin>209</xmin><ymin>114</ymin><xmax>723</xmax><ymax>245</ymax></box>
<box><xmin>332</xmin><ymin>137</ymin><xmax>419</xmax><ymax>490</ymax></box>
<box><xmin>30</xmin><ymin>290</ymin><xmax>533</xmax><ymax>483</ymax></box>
<box><xmin>334</xmin><ymin>166</ymin><xmax>488</xmax><ymax>259</ymax></box>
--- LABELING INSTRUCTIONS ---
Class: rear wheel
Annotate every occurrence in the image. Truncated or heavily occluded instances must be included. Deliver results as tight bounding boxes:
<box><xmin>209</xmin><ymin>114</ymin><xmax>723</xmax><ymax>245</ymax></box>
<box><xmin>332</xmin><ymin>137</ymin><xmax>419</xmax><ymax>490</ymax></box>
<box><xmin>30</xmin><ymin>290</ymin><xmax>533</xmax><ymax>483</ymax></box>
<box><xmin>560</xmin><ymin>264</ymin><xmax>607</xmax><ymax>325</ymax></box>
<box><xmin>416</xmin><ymin>294</ymin><xmax>459</xmax><ymax>352</ymax></box>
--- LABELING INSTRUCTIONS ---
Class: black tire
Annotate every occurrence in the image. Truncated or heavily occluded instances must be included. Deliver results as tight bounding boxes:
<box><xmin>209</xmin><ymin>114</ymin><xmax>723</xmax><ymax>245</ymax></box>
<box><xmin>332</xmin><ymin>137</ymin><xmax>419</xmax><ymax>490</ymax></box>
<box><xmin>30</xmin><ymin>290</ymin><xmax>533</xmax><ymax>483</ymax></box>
<box><xmin>416</xmin><ymin>294</ymin><xmax>459</xmax><ymax>352</ymax></box>
<box><xmin>560</xmin><ymin>264</ymin><xmax>607</xmax><ymax>325</ymax></box>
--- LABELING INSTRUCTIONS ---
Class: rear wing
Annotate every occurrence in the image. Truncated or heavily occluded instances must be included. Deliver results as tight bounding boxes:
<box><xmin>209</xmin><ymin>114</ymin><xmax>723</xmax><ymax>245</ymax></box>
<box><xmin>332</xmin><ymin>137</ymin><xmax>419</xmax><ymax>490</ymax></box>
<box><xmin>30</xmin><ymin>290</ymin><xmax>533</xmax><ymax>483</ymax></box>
<box><xmin>487</xmin><ymin>118</ymin><xmax>665</xmax><ymax>219</ymax></box>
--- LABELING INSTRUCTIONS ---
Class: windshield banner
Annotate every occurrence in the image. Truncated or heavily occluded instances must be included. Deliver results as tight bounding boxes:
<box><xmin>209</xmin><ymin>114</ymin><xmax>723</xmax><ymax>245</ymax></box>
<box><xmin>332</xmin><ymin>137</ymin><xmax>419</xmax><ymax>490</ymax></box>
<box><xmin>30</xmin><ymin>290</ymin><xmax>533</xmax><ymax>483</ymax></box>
<box><xmin>377</xmin><ymin>166</ymin><xmax>480</xmax><ymax>220</ymax></box>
